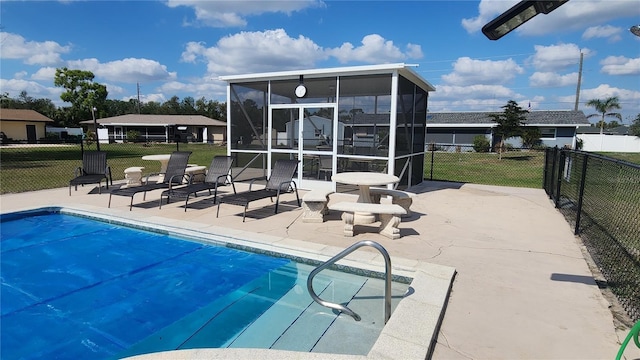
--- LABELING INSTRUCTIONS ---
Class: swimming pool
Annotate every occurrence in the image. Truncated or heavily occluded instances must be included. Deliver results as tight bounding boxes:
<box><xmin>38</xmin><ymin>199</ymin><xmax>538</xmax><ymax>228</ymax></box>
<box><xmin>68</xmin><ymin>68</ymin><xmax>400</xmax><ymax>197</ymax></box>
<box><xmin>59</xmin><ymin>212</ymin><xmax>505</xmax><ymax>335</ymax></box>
<box><xmin>1</xmin><ymin>209</ymin><xmax>410</xmax><ymax>359</ymax></box>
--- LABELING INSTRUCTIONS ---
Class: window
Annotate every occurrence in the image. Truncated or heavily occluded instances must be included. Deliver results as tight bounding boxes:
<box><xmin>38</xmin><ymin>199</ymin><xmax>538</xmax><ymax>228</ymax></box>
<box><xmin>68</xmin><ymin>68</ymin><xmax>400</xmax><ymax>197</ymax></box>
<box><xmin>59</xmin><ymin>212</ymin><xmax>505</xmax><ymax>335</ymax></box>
<box><xmin>539</xmin><ymin>127</ymin><xmax>556</xmax><ymax>139</ymax></box>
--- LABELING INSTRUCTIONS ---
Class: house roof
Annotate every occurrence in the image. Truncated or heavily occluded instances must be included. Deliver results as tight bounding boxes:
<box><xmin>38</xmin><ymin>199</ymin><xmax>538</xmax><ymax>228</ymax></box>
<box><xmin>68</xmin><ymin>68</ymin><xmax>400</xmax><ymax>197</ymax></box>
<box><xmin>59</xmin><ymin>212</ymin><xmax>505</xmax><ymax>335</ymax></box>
<box><xmin>0</xmin><ymin>109</ymin><xmax>54</xmax><ymax>122</ymax></box>
<box><xmin>79</xmin><ymin>114</ymin><xmax>226</xmax><ymax>127</ymax></box>
<box><xmin>427</xmin><ymin>110</ymin><xmax>589</xmax><ymax>127</ymax></box>
<box><xmin>577</xmin><ymin>125</ymin><xmax>630</xmax><ymax>135</ymax></box>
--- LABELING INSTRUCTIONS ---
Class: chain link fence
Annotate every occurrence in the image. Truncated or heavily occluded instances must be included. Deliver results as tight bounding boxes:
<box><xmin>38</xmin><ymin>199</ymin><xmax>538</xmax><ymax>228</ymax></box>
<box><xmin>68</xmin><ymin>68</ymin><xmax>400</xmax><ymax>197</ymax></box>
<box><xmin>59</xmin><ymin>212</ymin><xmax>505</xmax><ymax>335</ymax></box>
<box><xmin>2</xmin><ymin>142</ymin><xmax>549</xmax><ymax>194</ymax></box>
<box><xmin>425</xmin><ymin>144</ymin><xmax>545</xmax><ymax>188</ymax></box>
<box><xmin>544</xmin><ymin>147</ymin><xmax>640</xmax><ymax>323</ymax></box>
<box><xmin>0</xmin><ymin>140</ymin><xmax>228</xmax><ymax>194</ymax></box>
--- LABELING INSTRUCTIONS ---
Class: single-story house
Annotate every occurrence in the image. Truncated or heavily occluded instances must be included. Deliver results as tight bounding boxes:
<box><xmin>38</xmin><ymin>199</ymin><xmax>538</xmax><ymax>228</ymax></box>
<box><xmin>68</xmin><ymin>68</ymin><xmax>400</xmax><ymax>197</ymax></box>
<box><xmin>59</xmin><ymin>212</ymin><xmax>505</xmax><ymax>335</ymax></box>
<box><xmin>426</xmin><ymin>110</ymin><xmax>590</xmax><ymax>149</ymax></box>
<box><xmin>80</xmin><ymin>114</ymin><xmax>227</xmax><ymax>144</ymax></box>
<box><xmin>0</xmin><ymin>109</ymin><xmax>54</xmax><ymax>143</ymax></box>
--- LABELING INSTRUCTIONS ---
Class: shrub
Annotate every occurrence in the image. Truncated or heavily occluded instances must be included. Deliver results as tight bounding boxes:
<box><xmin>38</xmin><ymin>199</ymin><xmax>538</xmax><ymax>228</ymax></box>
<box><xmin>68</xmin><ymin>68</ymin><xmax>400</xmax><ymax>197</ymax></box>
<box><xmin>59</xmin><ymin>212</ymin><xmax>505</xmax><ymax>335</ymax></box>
<box><xmin>473</xmin><ymin>135</ymin><xmax>490</xmax><ymax>152</ymax></box>
<box><xmin>126</xmin><ymin>130</ymin><xmax>141</xmax><ymax>142</ymax></box>
<box><xmin>522</xmin><ymin>128</ymin><xmax>542</xmax><ymax>148</ymax></box>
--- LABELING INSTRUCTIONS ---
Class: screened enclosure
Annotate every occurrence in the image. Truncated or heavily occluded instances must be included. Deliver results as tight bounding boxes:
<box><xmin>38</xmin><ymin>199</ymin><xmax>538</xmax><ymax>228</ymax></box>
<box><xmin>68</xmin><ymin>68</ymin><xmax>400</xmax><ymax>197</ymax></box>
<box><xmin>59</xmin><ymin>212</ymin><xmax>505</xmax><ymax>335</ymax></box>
<box><xmin>220</xmin><ymin>64</ymin><xmax>435</xmax><ymax>191</ymax></box>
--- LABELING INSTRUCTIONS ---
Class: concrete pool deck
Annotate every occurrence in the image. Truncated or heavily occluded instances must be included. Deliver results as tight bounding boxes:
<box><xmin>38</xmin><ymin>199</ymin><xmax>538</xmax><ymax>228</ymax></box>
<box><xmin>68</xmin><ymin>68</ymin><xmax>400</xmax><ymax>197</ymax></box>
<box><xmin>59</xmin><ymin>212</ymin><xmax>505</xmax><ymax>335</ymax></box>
<box><xmin>1</xmin><ymin>180</ymin><xmax>635</xmax><ymax>359</ymax></box>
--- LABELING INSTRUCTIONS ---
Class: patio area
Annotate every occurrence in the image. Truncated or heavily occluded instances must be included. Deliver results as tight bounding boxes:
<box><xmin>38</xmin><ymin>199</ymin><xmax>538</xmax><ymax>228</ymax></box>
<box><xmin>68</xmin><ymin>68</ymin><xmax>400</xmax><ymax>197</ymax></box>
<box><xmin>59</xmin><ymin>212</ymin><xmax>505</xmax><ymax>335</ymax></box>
<box><xmin>0</xmin><ymin>180</ymin><xmax>632</xmax><ymax>359</ymax></box>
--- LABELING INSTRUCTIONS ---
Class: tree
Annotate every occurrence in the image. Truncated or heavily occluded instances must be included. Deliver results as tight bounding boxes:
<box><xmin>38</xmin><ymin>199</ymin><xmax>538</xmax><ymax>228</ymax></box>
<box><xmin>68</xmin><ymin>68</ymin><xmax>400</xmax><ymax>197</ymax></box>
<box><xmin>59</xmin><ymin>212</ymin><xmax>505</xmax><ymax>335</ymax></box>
<box><xmin>54</xmin><ymin>68</ymin><xmax>108</xmax><ymax>127</ymax></box>
<box><xmin>630</xmin><ymin>114</ymin><xmax>640</xmax><ymax>137</ymax></box>
<box><xmin>489</xmin><ymin>100</ymin><xmax>527</xmax><ymax>159</ymax></box>
<box><xmin>585</xmin><ymin>97</ymin><xmax>622</xmax><ymax>134</ymax></box>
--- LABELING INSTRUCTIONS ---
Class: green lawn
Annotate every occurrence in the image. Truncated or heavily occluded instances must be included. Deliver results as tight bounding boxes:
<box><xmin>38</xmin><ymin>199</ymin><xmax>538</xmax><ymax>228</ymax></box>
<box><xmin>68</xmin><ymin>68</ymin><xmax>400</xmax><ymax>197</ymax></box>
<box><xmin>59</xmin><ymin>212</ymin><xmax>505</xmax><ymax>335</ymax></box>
<box><xmin>427</xmin><ymin>150</ymin><xmax>546</xmax><ymax>188</ymax></box>
<box><xmin>4</xmin><ymin>145</ymin><xmax>627</xmax><ymax>194</ymax></box>
<box><xmin>0</xmin><ymin>143</ymin><xmax>227</xmax><ymax>194</ymax></box>
<box><xmin>596</xmin><ymin>152</ymin><xmax>640</xmax><ymax>165</ymax></box>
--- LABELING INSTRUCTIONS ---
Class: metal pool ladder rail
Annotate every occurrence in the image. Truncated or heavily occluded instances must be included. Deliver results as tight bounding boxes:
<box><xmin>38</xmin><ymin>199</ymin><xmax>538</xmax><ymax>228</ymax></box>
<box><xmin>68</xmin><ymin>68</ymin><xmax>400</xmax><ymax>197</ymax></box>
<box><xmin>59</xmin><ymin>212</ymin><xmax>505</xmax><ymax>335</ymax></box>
<box><xmin>307</xmin><ymin>240</ymin><xmax>392</xmax><ymax>324</ymax></box>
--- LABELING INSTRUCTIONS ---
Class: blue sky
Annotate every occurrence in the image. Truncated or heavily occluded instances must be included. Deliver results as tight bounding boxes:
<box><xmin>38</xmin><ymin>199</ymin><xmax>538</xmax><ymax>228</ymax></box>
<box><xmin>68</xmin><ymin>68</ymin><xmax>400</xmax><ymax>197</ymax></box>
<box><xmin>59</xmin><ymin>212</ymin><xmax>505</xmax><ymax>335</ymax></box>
<box><xmin>1</xmin><ymin>0</ymin><xmax>639</xmax><ymax>123</ymax></box>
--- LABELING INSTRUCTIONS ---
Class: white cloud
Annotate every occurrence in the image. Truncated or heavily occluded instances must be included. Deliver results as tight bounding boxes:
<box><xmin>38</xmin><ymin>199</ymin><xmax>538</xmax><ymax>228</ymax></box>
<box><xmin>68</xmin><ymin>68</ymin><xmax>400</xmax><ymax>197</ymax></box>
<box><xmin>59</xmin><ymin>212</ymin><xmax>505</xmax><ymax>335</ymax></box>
<box><xmin>600</xmin><ymin>56</ymin><xmax>640</xmax><ymax>75</ymax></box>
<box><xmin>326</xmin><ymin>34</ymin><xmax>423</xmax><ymax>64</ymax></box>
<box><xmin>528</xmin><ymin>43</ymin><xmax>591</xmax><ymax>72</ymax></box>
<box><xmin>529</xmin><ymin>72</ymin><xmax>579</xmax><ymax>87</ymax></box>
<box><xmin>157</xmin><ymin>79</ymin><xmax>227</xmax><ymax>100</ymax></box>
<box><xmin>461</xmin><ymin>0</ymin><xmax>519</xmax><ymax>34</ymax></box>
<box><xmin>124</xmin><ymin>93</ymin><xmax>167</xmax><ymax>104</ymax></box>
<box><xmin>568</xmin><ymin>84</ymin><xmax>640</xmax><ymax>119</ymax></box>
<box><xmin>432</xmin><ymin>84</ymin><xmax>521</xmax><ymax>101</ymax></box>
<box><xmin>0</xmin><ymin>32</ymin><xmax>70</xmax><ymax>65</ymax></box>
<box><xmin>580</xmin><ymin>84</ymin><xmax>640</xmax><ymax>103</ymax></box>
<box><xmin>582</xmin><ymin>25</ymin><xmax>622</xmax><ymax>42</ymax></box>
<box><xmin>181</xmin><ymin>30</ymin><xmax>423</xmax><ymax>77</ymax></box>
<box><xmin>0</xmin><ymin>78</ymin><xmax>62</xmax><ymax>104</ymax></box>
<box><xmin>102</xmin><ymin>83</ymin><xmax>126</xmax><ymax>97</ymax></box>
<box><xmin>181</xmin><ymin>29</ymin><xmax>324</xmax><ymax>76</ymax></box>
<box><xmin>31</xmin><ymin>67</ymin><xmax>57</xmax><ymax>81</ymax></box>
<box><xmin>166</xmin><ymin>0</ymin><xmax>324</xmax><ymax>27</ymax></box>
<box><xmin>441</xmin><ymin>57</ymin><xmax>523</xmax><ymax>86</ymax></box>
<box><xmin>66</xmin><ymin>58</ymin><xmax>177</xmax><ymax>83</ymax></box>
<box><xmin>463</xmin><ymin>0</ymin><xmax>640</xmax><ymax>37</ymax></box>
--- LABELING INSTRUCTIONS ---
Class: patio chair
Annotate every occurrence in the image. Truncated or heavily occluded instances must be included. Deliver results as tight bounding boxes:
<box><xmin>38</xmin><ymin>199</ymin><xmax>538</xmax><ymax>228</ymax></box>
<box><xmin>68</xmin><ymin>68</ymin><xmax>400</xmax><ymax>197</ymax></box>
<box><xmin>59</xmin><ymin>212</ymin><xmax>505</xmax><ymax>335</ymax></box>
<box><xmin>108</xmin><ymin>151</ymin><xmax>191</xmax><ymax>210</ymax></box>
<box><xmin>159</xmin><ymin>155</ymin><xmax>236</xmax><ymax>211</ymax></box>
<box><xmin>69</xmin><ymin>151</ymin><xmax>113</xmax><ymax>195</ymax></box>
<box><xmin>317</xmin><ymin>155</ymin><xmax>333</xmax><ymax>180</ymax></box>
<box><xmin>216</xmin><ymin>159</ymin><xmax>300</xmax><ymax>222</ymax></box>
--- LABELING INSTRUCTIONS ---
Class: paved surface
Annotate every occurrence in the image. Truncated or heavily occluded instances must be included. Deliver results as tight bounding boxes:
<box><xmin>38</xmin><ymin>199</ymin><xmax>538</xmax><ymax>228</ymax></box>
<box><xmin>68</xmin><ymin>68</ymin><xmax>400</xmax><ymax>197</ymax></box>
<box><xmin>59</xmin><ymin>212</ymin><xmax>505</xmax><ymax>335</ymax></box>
<box><xmin>1</xmin><ymin>180</ymin><xmax>636</xmax><ymax>359</ymax></box>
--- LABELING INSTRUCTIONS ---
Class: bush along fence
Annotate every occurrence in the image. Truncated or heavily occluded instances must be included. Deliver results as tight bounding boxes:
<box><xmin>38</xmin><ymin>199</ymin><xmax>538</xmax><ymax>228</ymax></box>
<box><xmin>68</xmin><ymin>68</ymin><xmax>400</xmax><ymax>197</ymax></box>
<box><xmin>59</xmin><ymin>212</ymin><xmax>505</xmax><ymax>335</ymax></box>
<box><xmin>544</xmin><ymin>147</ymin><xmax>640</xmax><ymax>323</ymax></box>
<box><xmin>424</xmin><ymin>144</ymin><xmax>546</xmax><ymax>188</ymax></box>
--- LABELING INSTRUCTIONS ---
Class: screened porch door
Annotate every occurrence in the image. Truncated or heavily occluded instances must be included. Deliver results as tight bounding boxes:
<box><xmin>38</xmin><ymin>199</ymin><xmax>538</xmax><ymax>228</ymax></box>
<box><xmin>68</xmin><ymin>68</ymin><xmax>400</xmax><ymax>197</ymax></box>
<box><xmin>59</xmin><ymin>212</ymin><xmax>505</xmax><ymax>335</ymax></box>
<box><xmin>270</xmin><ymin>105</ymin><xmax>336</xmax><ymax>191</ymax></box>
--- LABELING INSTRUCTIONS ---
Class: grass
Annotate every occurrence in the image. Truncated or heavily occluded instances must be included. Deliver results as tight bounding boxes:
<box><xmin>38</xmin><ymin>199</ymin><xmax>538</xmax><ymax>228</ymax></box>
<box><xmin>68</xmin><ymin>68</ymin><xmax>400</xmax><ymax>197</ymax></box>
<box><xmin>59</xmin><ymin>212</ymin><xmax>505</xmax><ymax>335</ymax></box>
<box><xmin>0</xmin><ymin>144</ymin><xmax>601</xmax><ymax>194</ymax></box>
<box><xmin>0</xmin><ymin>143</ymin><xmax>227</xmax><ymax>194</ymax></box>
<box><xmin>596</xmin><ymin>152</ymin><xmax>640</xmax><ymax>165</ymax></box>
<box><xmin>427</xmin><ymin>150</ymin><xmax>546</xmax><ymax>188</ymax></box>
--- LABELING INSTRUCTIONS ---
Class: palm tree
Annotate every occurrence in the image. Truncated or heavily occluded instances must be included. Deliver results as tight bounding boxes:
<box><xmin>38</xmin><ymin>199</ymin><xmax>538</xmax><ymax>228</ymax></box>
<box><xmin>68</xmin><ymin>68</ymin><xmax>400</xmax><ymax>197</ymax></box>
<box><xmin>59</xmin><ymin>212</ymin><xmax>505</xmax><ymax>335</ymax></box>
<box><xmin>585</xmin><ymin>97</ymin><xmax>622</xmax><ymax>134</ymax></box>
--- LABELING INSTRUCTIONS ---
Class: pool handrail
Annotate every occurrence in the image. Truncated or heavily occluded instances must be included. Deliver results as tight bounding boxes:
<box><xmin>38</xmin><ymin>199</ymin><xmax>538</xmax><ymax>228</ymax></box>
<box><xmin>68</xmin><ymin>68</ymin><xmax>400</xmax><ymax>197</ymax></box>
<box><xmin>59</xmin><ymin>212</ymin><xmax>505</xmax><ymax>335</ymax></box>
<box><xmin>306</xmin><ymin>240</ymin><xmax>392</xmax><ymax>324</ymax></box>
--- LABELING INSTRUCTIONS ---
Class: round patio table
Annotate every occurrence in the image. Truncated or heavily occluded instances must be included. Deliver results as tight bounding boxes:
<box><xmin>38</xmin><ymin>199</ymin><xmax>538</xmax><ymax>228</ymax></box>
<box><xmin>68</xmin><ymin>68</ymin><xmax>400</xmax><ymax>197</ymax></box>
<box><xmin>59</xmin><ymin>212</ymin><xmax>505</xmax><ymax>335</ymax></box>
<box><xmin>332</xmin><ymin>171</ymin><xmax>399</xmax><ymax>224</ymax></box>
<box><xmin>142</xmin><ymin>154</ymin><xmax>171</xmax><ymax>182</ymax></box>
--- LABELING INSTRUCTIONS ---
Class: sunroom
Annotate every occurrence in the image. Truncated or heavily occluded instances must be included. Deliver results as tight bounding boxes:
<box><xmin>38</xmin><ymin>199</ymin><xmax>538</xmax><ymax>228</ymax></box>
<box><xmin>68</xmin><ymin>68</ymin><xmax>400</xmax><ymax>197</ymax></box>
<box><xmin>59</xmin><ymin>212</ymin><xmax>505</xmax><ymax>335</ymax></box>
<box><xmin>219</xmin><ymin>63</ymin><xmax>435</xmax><ymax>191</ymax></box>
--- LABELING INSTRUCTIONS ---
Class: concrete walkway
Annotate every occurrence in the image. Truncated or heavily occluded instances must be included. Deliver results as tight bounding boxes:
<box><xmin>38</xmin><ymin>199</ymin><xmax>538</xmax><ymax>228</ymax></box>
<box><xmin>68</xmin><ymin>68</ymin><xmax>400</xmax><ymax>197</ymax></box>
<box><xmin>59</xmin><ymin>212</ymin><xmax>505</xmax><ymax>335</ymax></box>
<box><xmin>1</xmin><ymin>180</ymin><xmax>635</xmax><ymax>359</ymax></box>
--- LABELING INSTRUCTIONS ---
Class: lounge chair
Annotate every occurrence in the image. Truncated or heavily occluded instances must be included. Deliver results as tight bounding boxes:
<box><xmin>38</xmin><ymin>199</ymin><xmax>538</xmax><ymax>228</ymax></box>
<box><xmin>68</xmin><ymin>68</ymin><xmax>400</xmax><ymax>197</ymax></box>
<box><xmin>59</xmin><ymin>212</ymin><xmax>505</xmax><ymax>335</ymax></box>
<box><xmin>69</xmin><ymin>151</ymin><xmax>112</xmax><ymax>195</ymax></box>
<box><xmin>108</xmin><ymin>151</ymin><xmax>191</xmax><ymax>210</ymax></box>
<box><xmin>216</xmin><ymin>159</ymin><xmax>300</xmax><ymax>221</ymax></box>
<box><xmin>159</xmin><ymin>155</ymin><xmax>236</xmax><ymax>211</ymax></box>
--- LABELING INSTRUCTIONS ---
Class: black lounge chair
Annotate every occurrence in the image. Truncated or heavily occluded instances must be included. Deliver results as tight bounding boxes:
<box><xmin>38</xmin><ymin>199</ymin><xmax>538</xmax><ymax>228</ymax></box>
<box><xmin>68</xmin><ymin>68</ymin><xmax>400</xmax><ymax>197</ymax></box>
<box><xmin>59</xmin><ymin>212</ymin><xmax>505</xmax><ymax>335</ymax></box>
<box><xmin>69</xmin><ymin>151</ymin><xmax>112</xmax><ymax>195</ymax></box>
<box><xmin>108</xmin><ymin>151</ymin><xmax>191</xmax><ymax>210</ymax></box>
<box><xmin>159</xmin><ymin>155</ymin><xmax>236</xmax><ymax>211</ymax></box>
<box><xmin>216</xmin><ymin>159</ymin><xmax>300</xmax><ymax>221</ymax></box>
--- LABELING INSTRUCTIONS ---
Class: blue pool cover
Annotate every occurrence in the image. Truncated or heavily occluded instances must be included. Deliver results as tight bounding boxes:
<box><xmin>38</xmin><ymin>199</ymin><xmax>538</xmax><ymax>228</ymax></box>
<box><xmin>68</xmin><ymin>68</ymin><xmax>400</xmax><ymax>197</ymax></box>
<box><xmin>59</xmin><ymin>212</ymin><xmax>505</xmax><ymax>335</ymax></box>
<box><xmin>0</xmin><ymin>211</ymin><xmax>292</xmax><ymax>359</ymax></box>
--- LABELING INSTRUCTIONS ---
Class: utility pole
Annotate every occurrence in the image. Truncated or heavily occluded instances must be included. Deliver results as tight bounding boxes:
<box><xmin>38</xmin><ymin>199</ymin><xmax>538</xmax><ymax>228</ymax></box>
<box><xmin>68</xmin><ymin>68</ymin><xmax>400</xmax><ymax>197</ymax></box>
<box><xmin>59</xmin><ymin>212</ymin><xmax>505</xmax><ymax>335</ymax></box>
<box><xmin>91</xmin><ymin>106</ymin><xmax>100</xmax><ymax>151</ymax></box>
<box><xmin>574</xmin><ymin>52</ymin><xmax>583</xmax><ymax>111</ymax></box>
<box><xmin>137</xmin><ymin>82</ymin><xmax>141</xmax><ymax>114</ymax></box>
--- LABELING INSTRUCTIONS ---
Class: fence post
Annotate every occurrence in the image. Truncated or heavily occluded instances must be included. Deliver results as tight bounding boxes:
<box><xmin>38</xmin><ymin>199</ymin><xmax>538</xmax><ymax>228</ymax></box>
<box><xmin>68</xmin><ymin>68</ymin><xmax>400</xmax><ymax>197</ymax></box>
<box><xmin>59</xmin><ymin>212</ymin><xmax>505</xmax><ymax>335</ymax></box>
<box><xmin>573</xmin><ymin>152</ymin><xmax>589</xmax><ymax>235</ymax></box>
<box><xmin>554</xmin><ymin>149</ymin><xmax>566</xmax><ymax>209</ymax></box>
<box><xmin>550</xmin><ymin>147</ymin><xmax>559</xmax><ymax>206</ymax></box>
<box><xmin>430</xmin><ymin>146</ymin><xmax>435</xmax><ymax>180</ymax></box>
<box><xmin>543</xmin><ymin>148</ymin><xmax>548</xmax><ymax>192</ymax></box>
